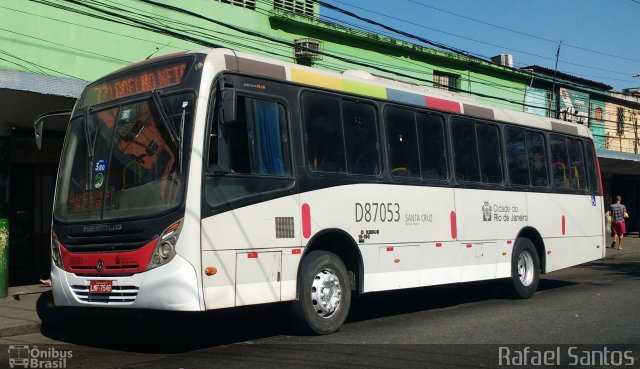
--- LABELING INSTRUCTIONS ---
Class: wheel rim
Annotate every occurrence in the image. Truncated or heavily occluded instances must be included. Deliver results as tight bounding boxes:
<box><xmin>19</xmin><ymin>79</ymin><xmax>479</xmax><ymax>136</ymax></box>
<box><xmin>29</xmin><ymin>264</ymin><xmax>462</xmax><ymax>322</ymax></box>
<box><xmin>517</xmin><ymin>250</ymin><xmax>535</xmax><ymax>286</ymax></box>
<box><xmin>310</xmin><ymin>268</ymin><xmax>342</xmax><ymax>318</ymax></box>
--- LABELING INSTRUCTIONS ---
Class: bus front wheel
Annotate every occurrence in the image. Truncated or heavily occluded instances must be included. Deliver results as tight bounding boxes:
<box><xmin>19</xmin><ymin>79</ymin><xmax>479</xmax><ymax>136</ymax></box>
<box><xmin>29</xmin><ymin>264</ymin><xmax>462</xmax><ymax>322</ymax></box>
<box><xmin>292</xmin><ymin>251</ymin><xmax>351</xmax><ymax>335</ymax></box>
<box><xmin>509</xmin><ymin>237</ymin><xmax>540</xmax><ymax>299</ymax></box>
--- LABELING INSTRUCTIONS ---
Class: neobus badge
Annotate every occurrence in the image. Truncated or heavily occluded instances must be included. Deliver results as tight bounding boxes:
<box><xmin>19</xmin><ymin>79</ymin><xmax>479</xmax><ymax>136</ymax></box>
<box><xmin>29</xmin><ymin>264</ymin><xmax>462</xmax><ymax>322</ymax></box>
<box><xmin>82</xmin><ymin>224</ymin><xmax>123</xmax><ymax>233</ymax></box>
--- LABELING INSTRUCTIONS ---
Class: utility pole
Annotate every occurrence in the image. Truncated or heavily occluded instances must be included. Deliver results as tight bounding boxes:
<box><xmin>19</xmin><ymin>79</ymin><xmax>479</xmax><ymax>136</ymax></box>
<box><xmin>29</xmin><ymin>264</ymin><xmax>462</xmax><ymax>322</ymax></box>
<box><xmin>551</xmin><ymin>41</ymin><xmax>562</xmax><ymax>119</ymax></box>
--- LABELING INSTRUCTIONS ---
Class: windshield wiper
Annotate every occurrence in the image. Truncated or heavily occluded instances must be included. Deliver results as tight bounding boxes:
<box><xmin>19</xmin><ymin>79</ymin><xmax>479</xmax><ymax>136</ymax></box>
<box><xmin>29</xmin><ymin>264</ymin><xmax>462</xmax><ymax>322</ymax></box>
<box><xmin>178</xmin><ymin>100</ymin><xmax>188</xmax><ymax>176</ymax></box>
<box><xmin>150</xmin><ymin>90</ymin><xmax>180</xmax><ymax>146</ymax></box>
<box><xmin>151</xmin><ymin>90</ymin><xmax>183</xmax><ymax>174</ymax></box>
<box><xmin>83</xmin><ymin>107</ymin><xmax>94</xmax><ymax>190</ymax></box>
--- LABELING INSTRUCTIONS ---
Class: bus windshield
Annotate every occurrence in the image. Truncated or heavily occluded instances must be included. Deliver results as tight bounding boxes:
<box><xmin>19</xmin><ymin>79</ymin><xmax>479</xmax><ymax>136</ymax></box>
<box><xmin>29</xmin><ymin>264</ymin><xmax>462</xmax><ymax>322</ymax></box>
<box><xmin>54</xmin><ymin>92</ymin><xmax>194</xmax><ymax>222</ymax></box>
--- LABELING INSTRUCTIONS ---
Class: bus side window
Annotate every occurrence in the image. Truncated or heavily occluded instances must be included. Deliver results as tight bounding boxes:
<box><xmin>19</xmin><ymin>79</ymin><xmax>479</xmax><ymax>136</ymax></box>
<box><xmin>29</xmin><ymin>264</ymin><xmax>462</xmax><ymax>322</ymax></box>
<box><xmin>343</xmin><ymin>100</ymin><xmax>380</xmax><ymax>176</ymax></box>
<box><xmin>584</xmin><ymin>140</ymin><xmax>600</xmax><ymax>194</ymax></box>
<box><xmin>214</xmin><ymin>95</ymin><xmax>291</xmax><ymax>176</ymax></box>
<box><xmin>505</xmin><ymin>126</ymin><xmax>529</xmax><ymax>186</ymax></box>
<box><xmin>476</xmin><ymin>123</ymin><xmax>503</xmax><ymax>184</ymax></box>
<box><xmin>526</xmin><ymin>131</ymin><xmax>548</xmax><ymax>187</ymax></box>
<box><xmin>386</xmin><ymin>106</ymin><xmax>420</xmax><ymax>178</ymax></box>
<box><xmin>568</xmin><ymin>139</ymin><xmax>587</xmax><ymax>190</ymax></box>
<box><xmin>204</xmin><ymin>94</ymin><xmax>293</xmax><ymax>206</ymax></box>
<box><xmin>452</xmin><ymin>117</ymin><xmax>480</xmax><ymax>183</ymax></box>
<box><xmin>302</xmin><ymin>93</ymin><xmax>345</xmax><ymax>173</ymax></box>
<box><xmin>417</xmin><ymin>113</ymin><xmax>448</xmax><ymax>181</ymax></box>
<box><xmin>549</xmin><ymin>134</ymin><xmax>570</xmax><ymax>189</ymax></box>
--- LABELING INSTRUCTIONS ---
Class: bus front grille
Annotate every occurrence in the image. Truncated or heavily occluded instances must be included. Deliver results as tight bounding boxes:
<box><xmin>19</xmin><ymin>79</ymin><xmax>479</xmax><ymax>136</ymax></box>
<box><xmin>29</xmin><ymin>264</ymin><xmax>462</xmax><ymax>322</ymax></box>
<box><xmin>70</xmin><ymin>285</ymin><xmax>139</xmax><ymax>303</ymax></box>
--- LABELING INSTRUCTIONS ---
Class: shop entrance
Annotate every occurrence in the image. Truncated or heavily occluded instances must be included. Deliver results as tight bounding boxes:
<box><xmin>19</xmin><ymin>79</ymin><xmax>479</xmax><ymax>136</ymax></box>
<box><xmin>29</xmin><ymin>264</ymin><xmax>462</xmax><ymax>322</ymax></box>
<box><xmin>8</xmin><ymin>130</ymin><xmax>64</xmax><ymax>286</ymax></box>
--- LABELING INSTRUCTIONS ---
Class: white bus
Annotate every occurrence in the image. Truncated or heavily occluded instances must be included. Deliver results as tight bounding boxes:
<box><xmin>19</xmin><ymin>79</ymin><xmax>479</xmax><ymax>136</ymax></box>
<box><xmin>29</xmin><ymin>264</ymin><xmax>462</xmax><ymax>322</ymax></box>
<box><xmin>43</xmin><ymin>49</ymin><xmax>605</xmax><ymax>334</ymax></box>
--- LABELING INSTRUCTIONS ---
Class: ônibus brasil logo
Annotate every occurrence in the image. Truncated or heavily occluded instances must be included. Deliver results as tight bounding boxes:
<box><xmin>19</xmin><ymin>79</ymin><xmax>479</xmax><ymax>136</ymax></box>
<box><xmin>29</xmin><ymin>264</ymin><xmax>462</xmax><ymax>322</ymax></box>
<box><xmin>8</xmin><ymin>345</ymin><xmax>72</xmax><ymax>368</ymax></box>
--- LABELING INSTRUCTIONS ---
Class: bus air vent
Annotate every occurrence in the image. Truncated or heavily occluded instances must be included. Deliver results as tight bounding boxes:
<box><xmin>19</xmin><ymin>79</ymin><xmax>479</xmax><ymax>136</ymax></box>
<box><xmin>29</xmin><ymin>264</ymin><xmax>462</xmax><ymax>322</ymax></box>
<box><xmin>275</xmin><ymin>217</ymin><xmax>295</xmax><ymax>239</ymax></box>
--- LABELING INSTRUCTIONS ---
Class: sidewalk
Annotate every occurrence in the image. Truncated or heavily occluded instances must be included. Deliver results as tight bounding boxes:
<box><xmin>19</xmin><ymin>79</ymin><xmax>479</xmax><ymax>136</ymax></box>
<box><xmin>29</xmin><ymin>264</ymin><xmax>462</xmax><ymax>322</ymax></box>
<box><xmin>0</xmin><ymin>284</ymin><xmax>50</xmax><ymax>337</ymax></box>
<box><xmin>0</xmin><ymin>235</ymin><xmax>639</xmax><ymax>338</ymax></box>
<box><xmin>604</xmin><ymin>231</ymin><xmax>640</xmax><ymax>259</ymax></box>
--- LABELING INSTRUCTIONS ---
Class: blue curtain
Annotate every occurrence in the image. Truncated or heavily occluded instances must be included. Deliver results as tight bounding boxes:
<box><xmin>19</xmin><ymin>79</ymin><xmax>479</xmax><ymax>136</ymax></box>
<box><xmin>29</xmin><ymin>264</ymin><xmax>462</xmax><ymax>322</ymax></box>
<box><xmin>247</xmin><ymin>99</ymin><xmax>285</xmax><ymax>176</ymax></box>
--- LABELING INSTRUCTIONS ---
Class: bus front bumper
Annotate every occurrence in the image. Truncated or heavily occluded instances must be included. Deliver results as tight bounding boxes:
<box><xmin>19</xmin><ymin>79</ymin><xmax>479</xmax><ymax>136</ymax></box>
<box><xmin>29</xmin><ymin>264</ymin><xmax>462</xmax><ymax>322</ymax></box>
<box><xmin>51</xmin><ymin>254</ymin><xmax>202</xmax><ymax>311</ymax></box>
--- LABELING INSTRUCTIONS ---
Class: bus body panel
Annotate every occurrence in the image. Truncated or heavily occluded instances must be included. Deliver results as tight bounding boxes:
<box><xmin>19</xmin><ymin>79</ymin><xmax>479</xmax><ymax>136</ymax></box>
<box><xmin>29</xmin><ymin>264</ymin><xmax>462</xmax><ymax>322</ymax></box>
<box><xmin>454</xmin><ymin>188</ymin><xmax>528</xmax><ymax>241</ymax></box>
<box><xmin>201</xmin><ymin>194</ymin><xmax>301</xmax><ymax>309</ymax></box>
<box><xmin>526</xmin><ymin>192</ymin><xmax>605</xmax><ymax>272</ymax></box>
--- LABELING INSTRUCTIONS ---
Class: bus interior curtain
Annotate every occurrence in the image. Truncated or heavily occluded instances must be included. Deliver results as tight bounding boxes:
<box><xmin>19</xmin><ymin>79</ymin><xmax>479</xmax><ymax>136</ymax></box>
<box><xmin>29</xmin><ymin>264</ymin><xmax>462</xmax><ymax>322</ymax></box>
<box><xmin>247</xmin><ymin>99</ymin><xmax>285</xmax><ymax>176</ymax></box>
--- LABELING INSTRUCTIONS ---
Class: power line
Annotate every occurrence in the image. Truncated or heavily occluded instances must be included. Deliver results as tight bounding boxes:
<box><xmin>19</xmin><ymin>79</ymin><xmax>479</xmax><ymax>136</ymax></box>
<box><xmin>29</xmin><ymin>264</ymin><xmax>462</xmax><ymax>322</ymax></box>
<box><xmin>402</xmin><ymin>0</ymin><xmax>640</xmax><ymax>64</ymax></box>
<box><xmin>0</xmin><ymin>4</ymin><xmax>192</xmax><ymax>51</ymax></box>
<box><xmin>320</xmin><ymin>0</ymin><xmax>636</xmax><ymax>78</ymax></box>
<box><xmin>0</xmin><ymin>47</ymin><xmax>82</xmax><ymax>78</ymax></box>
<box><xmin>312</xmin><ymin>6</ymin><xmax>639</xmax><ymax>90</ymax></box>
<box><xmin>25</xmin><ymin>0</ymin><xmax>640</xmax><ymax>121</ymax></box>
<box><xmin>0</xmin><ymin>26</ymin><xmax>133</xmax><ymax>64</ymax></box>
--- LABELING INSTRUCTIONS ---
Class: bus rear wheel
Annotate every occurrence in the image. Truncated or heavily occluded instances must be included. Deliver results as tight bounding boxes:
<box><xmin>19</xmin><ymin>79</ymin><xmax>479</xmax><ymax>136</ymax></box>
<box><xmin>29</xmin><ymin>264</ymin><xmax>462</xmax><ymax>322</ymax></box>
<box><xmin>509</xmin><ymin>237</ymin><xmax>540</xmax><ymax>299</ymax></box>
<box><xmin>292</xmin><ymin>250</ymin><xmax>351</xmax><ymax>335</ymax></box>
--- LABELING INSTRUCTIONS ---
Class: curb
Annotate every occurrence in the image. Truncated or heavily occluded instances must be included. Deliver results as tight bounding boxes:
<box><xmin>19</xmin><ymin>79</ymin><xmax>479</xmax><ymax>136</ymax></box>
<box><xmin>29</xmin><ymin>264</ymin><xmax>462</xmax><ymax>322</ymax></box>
<box><xmin>0</xmin><ymin>322</ymin><xmax>41</xmax><ymax>338</ymax></box>
<box><xmin>0</xmin><ymin>287</ymin><xmax>50</xmax><ymax>338</ymax></box>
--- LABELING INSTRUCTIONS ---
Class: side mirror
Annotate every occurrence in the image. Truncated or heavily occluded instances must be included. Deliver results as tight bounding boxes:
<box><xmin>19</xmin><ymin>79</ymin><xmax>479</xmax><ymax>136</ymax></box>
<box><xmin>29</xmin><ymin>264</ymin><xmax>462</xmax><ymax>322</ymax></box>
<box><xmin>221</xmin><ymin>88</ymin><xmax>237</xmax><ymax>124</ymax></box>
<box><xmin>33</xmin><ymin>110</ymin><xmax>72</xmax><ymax>150</ymax></box>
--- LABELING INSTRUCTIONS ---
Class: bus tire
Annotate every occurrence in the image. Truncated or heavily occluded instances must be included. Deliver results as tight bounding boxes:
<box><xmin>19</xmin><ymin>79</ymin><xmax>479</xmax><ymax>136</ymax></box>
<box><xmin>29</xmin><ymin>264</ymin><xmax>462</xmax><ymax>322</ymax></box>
<box><xmin>292</xmin><ymin>250</ymin><xmax>351</xmax><ymax>335</ymax></box>
<box><xmin>509</xmin><ymin>237</ymin><xmax>540</xmax><ymax>299</ymax></box>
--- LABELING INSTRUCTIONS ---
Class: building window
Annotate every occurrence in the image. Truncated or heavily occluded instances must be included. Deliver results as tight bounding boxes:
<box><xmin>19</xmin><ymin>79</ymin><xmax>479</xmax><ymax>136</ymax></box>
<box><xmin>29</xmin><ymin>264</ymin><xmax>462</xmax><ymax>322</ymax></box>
<box><xmin>215</xmin><ymin>0</ymin><xmax>256</xmax><ymax>10</ymax></box>
<box><xmin>274</xmin><ymin>0</ymin><xmax>315</xmax><ymax>17</ymax></box>
<box><xmin>617</xmin><ymin>107</ymin><xmax>625</xmax><ymax>135</ymax></box>
<box><xmin>433</xmin><ymin>71</ymin><xmax>459</xmax><ymax>91</ymax></box>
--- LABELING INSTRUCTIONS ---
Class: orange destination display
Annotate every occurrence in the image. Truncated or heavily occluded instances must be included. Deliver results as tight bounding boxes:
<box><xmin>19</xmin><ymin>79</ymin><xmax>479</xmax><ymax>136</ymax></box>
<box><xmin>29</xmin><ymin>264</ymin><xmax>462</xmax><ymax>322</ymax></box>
<box><xmin>79</xmin><ymin>59</ymin><xmax>189</xmax><ymax>108</ymax></box>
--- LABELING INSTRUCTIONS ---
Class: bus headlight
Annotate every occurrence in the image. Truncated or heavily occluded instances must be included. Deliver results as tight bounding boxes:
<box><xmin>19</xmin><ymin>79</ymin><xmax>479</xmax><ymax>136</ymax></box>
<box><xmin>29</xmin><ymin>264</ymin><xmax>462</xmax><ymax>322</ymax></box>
<box><xmin>160</xmin><ymin>239</ymin><xmax>174</xmax><ymax>259</ymax></box>
<box><xmin>51</xmin><ymin>232</ymin><xmax>64</xmax><ymax>269</ymax></box>
<box><xmin>148</xmin><ymin>220</ymin><xmax>182</xmax><ymax>270</ymax></box>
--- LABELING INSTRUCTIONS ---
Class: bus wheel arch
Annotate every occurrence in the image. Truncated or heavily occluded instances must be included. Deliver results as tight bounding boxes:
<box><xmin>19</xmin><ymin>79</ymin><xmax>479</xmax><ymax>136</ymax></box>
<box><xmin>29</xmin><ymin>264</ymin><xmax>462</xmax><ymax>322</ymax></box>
<box><xmin>516</xmin><ymin>227</ymin><xmax>546</xmax><ymax>274</ymax></box>
<box><xmin>509</xmin><ymin>229</ymin><xmax>543</xmax><ymax>299</ymax></box>
<box><xmin>299</xmin><ymin>229</ymin><xmax>363</xmax><ymax>294</ymax></box>
<box><xmin>292</xmin><ymin>229</ymin><xmax>362</xmax><ymax>335</ymax></box>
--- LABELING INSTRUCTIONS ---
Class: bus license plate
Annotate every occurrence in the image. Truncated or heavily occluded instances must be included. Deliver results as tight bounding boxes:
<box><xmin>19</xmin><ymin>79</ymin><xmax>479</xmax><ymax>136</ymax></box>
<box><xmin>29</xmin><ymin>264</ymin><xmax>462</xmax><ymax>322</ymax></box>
<box><xmin>89</xmin><ymin>280</ymin><xmax>113</xmax><ymax>294</ymax></box>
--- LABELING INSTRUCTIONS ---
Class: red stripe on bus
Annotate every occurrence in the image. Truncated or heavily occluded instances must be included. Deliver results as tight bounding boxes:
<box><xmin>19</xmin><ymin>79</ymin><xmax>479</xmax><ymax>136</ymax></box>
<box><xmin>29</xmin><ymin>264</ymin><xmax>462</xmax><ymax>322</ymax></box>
<box><xmin>59</xmin><ymin>239</ymin><xmax>157</xmax><ymax>275</ymax></box>
<box><xmin>594</xmin><ymin>149</ymin><xmax>604</xmax><ymax>196</ymax></box>
<box><xmin>292</xmin><ymin>248</ymin><xmax>301</xmax><ymax>254</ymax></box>
<box><xmin>248</xmin><ymin>252</ymin><xmax>258</xmax><ymax>258</ymax></box>
<box><xmin>562</xmin><ymin>215</ymin><xmax>566</xmax><ymax>235</ymax></box>
<box><xmin>302</xmin><ymin>203</ymin><xmax>311</xmax><ymax>239</ymax></box>
<box><xmin>425</xmin><ymin>96</ymin><xmax>461</xmax><ymax>113</ymax></box>
<box><xmin>450</xmin><ymin>211</ymin><xmax>457</xmax><ymax>239</ymax></box>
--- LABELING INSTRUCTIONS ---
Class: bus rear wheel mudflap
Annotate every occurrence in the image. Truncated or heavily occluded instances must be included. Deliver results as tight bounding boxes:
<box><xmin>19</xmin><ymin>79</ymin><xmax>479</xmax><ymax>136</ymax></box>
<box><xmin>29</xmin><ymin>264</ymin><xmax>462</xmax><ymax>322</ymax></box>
<box><xmin>292</xmin><ymin>250</ymin><xmax>352</xmax><ymax>335</ymax></box>
<box><xmin>509</xmin><ymin>237</ymin><xmax>541</xmax><ymax>299</ymax></box>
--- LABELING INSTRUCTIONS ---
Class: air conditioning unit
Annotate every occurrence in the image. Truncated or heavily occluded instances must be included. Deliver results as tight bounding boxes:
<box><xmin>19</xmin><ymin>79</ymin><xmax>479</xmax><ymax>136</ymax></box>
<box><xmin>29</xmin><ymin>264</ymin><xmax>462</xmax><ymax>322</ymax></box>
<box><xmin>491</xmin><ymin>54</ymin><xmax>513</xmax><ymax>67</ymax></box>
<box><xmin>294</xmin><ymin>38</ymin><xmax>322</xmax><ymax>64</ymax></box>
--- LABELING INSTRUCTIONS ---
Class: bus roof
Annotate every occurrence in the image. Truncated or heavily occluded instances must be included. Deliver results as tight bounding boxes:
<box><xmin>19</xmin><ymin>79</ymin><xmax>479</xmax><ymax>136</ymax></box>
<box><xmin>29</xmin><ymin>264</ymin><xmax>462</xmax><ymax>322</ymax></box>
<box><xmin>201</xmin><ymin>48</ymin><xmax>591</xmax><ymax>138</ymax></box>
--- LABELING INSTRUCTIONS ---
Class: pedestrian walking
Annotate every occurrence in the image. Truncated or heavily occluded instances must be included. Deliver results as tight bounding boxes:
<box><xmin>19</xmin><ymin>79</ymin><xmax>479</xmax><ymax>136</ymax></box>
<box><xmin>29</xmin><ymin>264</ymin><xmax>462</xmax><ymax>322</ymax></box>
<box><xmin>609</xmin><ymin>195</ymin><xmax>628</xmax><ymax>250</ymax></box>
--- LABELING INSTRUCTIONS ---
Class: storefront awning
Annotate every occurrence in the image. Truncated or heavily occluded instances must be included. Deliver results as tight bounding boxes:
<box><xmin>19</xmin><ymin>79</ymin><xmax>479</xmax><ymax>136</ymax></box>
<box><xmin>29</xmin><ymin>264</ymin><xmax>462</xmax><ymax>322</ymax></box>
<box><xmin>597</xmin><ymin>149</ymin><xmax>640</xmax><ymax>176</ymax></box>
